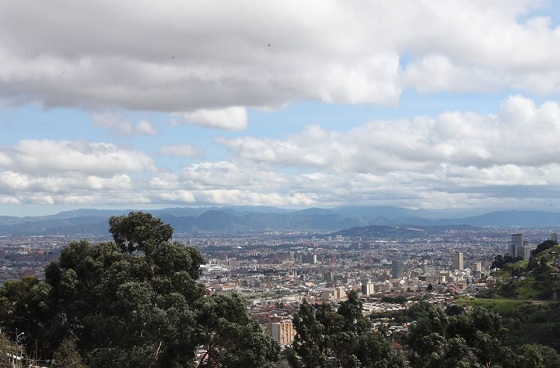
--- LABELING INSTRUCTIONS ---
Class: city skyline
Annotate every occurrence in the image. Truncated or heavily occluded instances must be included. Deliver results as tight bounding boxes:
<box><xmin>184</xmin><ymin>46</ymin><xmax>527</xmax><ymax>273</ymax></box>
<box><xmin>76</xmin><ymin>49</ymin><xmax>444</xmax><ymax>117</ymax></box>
<box><xmin>1</xmin><ymin>1</ymin><xmax>560</xmax><ymax>216</ymax></box>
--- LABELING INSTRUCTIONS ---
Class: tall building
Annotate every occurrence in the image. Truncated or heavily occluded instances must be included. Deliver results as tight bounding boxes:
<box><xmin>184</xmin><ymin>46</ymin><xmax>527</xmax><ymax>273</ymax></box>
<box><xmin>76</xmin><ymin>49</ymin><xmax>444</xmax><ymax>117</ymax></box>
<box><xmin>301</xmin><ymin>253</ymin><xmax>317</xmax><ymax>264</ymax></box>
<box><xmin>471</xmin><ymin>262</ymin><xmax>482</xmax><ymax>272</ymax></box>
<box><xmin>510</xmin><ymin>233</ymin><xmax>523</xmax><ymax>258</ymax></box>
<box><xmin>453</xmin><ymin>252</ymin><xmax>464</xmax><ymax>270</ymax></box>
<box><xmin>517</xmin><ymin>244</ymin><xmax>530</xmax><ymax>260</ymax></box>
<box><xmin>551</xmin><ymin>232</ymin><xmax>558</xmax><ymax>243</ymax></box>
<box><xmin>392</xmin><ymin>260</ymin><xmax>404</xmax><ymax>279</ymax></box>
<box><xmin>361</xmin><ymin>279</ymin><xmax>375</xmax><ymax>296</ymax></box>
<box><xmin>269</xmin><ymin>317</ymin><xmax>295</xmax><ymax>345</ymax></box>
<box><xmin>335</xmin><ymin>286</ymin><xmax>346</xmax><ymax>300</ymax></box>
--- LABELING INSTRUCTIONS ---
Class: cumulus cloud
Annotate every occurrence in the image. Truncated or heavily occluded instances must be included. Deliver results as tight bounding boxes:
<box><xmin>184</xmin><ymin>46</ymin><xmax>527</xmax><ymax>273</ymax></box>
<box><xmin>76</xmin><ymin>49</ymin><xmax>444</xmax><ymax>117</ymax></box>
<box><xmin>0</xmin><ymin>139</ymin><xmax>156</xmax><ymax>207</ymax></box>
<box><xmin>92</xmin><ymin>113</ymin><xmax>158</xmax><ymax>136</ymax></box>
<box><xmin>3</xmin><ymin>96</ymin><xmax>560</xmax><ymax>211</ymax></box>
<box><xmin>204</xmin><ymin>95</ymin><xmax>560</xmax><ymax>208</ymax></box>
<box><xmin>0</xmin><ymin>139</ymin><xmax>156</xmax><ymax>176</ymax></box>
<box><xmin>174</xmin><ymin>106</ymin><xmax>248</xmax><ymax>131</ymax></box>
<box><xmin>220</xmin><ymin>95</ymin><xmax>560</xmax><ymax>171</ymax></box>
<box><xmin>160</xmin><ymin>144</ymin><xmax>205</xmax><ymax>157</ymax></box>
<box><xmin>0</xmin><ymin>0</ymin><xmax>558</xmax><ymax>117</ymax></box>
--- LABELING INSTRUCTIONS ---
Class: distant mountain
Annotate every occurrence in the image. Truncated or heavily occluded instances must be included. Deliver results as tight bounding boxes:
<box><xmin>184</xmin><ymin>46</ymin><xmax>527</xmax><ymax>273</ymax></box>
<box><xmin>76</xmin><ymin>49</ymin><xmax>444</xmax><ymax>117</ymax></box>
<box><xmin>0</xmin><ymin>206</ymin><xmax>559</xmax><ymax>236</ymax></box>
<box><xmin>435</xmin><ymin>210</ymin><xmax>560</xmax><ymax>227</ymax></box>
<box><xmin>331</xmin><ymin>225</ymin><xmax>426</xmax><ymax>238</ymax></box>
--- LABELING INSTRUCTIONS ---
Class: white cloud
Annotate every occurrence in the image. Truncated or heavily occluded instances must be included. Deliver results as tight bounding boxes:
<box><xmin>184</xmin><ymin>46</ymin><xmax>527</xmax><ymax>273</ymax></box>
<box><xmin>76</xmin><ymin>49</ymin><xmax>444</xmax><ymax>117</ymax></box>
<box><xmin>160</xmin><ymin>144</ymin><xmax>205</xmax><ymax>157</ymax></box>
<box><xmin>136</xmin><ymin>120</ymin><xmax>158</xmax><ymax>135</ymax></box>
<box><xmin>92</xmin><ymin>113</ymin><xmax>158</xmax><ymax>136</ymax></box>
<box><xmin>0</xmin><ymin>0</ymin><xmax>558</xmax><ymax>115</ymax></box>
<box><xmin>0</xmin><ymin>171</ymin><xmax>30</xmax><ymax>192</ymax></box>
<box><xmin>0</xmin><ymin>139</ymin><xmax>156</xmax><ymax>176</ymax></box>
<box><xmin>220</xmin><ymin>95</ymin><xmax>560</xmax><ymax>172</ymax></box>
<box><xmin>157</xmin><ymin>190</ymin><xmax>196</xmax><ymax>203</ymax></box>
<box><xmin>179</xmin><ymin>161</ymin><xmax>286</xmax><ymax>190</ymax></box>
<box><xmin>4</xmin><ymin>96</ymin><xmax>560</xmax><ymax>211</ymax></box>
<box><xmin>176</xmin><ymin>106</ymin><xmax>248</xmax><ymax>131</ymax></box>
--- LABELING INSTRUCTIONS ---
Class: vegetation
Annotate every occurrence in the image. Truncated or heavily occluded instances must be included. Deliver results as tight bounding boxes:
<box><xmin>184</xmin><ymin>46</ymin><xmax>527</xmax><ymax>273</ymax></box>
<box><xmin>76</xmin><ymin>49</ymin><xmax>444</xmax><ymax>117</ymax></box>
<box><xmin>288</xmin><ymin>290</ymin><xmax>405</xmax><ymax>368</ymax></box>
<box><xmin>0</xmin><ymin>212</ymin><xmax>280</xmax><ymax>368</ymax></box>
<box><xmin>0</xmin><ymin>332</ymin><xmax>19</xmax><ymax>367</ymax></box>
<box><xmin>483</xmin><ymin>241</ymin><xmax>560</xmax><ymax>301</ymax></box>
<box><xmin>406</xmin><ymin>303</ymin><xmax>560</xmax><ymax>368</ymax></box>
<box><xmin>458</xmin><ymin>240</ymin><xmax>560</xmax><ymax>353</ymax></box>
<box><xmin>3</xmin><ymin>216</ymin><xmax>560</xmax><ymax>367</ymax></box>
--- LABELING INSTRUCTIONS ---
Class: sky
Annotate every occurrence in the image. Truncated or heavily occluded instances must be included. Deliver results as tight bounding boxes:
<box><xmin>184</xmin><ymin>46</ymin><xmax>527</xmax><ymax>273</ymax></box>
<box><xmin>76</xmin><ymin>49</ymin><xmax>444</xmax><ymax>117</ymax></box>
<box><xmin>1</xmin><ymin>0</ymin><xmax>560</xmax><ymax>217</ymax></box>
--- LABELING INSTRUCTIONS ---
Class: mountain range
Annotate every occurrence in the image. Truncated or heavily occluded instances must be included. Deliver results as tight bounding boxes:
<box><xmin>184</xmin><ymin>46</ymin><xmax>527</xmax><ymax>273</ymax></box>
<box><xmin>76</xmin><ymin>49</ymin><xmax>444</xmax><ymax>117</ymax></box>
<box><xmin>1</xmin><ymin>206</ymin><xmax>560</xmax><ymax>236</ymax></box>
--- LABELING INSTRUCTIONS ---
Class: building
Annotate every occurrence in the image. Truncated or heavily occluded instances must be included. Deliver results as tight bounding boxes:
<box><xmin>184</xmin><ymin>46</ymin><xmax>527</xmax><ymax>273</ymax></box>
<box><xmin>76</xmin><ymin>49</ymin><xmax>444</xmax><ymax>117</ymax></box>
<box><xmin>453</xmin><ymin>252</ymin><xmax>464</xmax><ymax>270</ymax></box>
<box><xmin>510</xmin><ymin>233</ymin><xmax>523</xmax><ymax>258</ymax></box>
<box><xmin>551</xmin><ymin>232</ymin><xmax>558</xmax><ymax>242</ymax></box>
<box><xmin>301</xmin><ymin>253</ymin><xmax>317</xmax><ymax>264</ymax></box>
<box><xmin>391</xmin><ymin>260</ymin><xmax>404</xmax><ymax>279</ymax></box>
<box><xmin>269</xmin><ymin>316</ymin><xmax>295</xmax><ymax>345</ymax></box>
<box><xmin>422</xmin><ymin>263</ymin><xmax>436</xmax><ymax>275</ymax></box>
<box><xmin>517</xmin><ymin>245</ymin><xmax>530</xmax><ymax>260</ymax></box>
<box><xmin>471</xmin><ymin>262</ymin><xmax>482</xmax><ymax>272</ymax></box>
<box><xmin>361</xmin><ymin>279</ymin><xmax>375</xmax><ymax>296</ymax></box>
<box><xmin>335</xmin><ymin>286</ymin><xmax>346</xmax><ymax>300</ymax></box>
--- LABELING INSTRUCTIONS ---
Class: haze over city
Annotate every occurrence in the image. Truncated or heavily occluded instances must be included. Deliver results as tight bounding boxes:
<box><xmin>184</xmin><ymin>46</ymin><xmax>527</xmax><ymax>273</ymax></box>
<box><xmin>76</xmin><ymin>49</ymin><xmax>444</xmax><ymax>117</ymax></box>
<box><xmin>1</xmin><ymin>1</ymin><xmax>560</xmax><ymax>217</ymax></box>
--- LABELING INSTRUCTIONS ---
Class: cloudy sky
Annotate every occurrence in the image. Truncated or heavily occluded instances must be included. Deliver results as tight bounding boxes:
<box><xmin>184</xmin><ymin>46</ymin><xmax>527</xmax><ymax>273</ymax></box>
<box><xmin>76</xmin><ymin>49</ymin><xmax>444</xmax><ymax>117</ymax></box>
<box><xmin>1</xmin><ymin>0</ymin><xmax>560</xmax><ymax>216</ymax></box>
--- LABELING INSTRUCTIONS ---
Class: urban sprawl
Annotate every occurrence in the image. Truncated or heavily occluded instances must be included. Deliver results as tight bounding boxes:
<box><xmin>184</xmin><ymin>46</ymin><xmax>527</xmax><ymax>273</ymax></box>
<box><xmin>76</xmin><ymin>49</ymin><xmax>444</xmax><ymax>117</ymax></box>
<box><xmin>0</xmin><ymin>227</ymin><xmax>556</xmax><ymax>347</ymax></box>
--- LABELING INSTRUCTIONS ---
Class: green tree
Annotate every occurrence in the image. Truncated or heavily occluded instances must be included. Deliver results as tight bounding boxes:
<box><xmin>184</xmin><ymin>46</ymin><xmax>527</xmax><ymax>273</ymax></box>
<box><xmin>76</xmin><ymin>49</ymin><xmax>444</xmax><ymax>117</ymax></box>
<box><xmin>531</xmin><ymin>240</ymin><xmax>558</xmax><ymax>258</ymax></box>
<box><xmin>196</xmin><ymin>293</ymin><xmax>280</xmax><ymax>367</ymax></box>
<box><xmin>109</xmin><ymin>211</ymin><xmax>173</xmax><ymax>255</ymax></box>
<box><xmin>408</xmin><ymin>305</ymin><xmax>512</xmax><ymax>368</ymax></box>
<box><xmin>51</xmin><ymin>337</ymin><xmax>87</xmax><ymax>368</ymax></box>
<box><xmin>0</xmin><ymin>276</ymin><xmax>54</xmax><ymax>358</ymax></box>
<box><xmin>290</xmin><ymin>291</ymin><xmax>404</xmax><ymax>368</ymax></box>
<box><xmin>0</xmin><ymin>332</ymin><xmax>19</xmax><ymax>368</ymax></box>
<box><xmin>0</xmin><ymin>212</ymin><xmax>280</xmax><ymax>368</ymax></box>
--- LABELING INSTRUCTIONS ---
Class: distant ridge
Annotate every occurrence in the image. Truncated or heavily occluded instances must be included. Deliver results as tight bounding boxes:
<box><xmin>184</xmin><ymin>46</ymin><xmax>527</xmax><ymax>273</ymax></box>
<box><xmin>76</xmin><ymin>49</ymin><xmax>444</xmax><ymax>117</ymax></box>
<box><xmin>0</xmin><ymin>206</ymin><xmax>559</xmax><ymax>236</ymax></box>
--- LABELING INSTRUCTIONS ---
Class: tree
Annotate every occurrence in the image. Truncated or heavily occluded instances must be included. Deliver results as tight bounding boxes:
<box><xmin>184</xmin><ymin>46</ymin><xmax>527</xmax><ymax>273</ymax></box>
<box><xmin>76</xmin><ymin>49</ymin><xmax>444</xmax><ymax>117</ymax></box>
<box><xmin>196</xmin><ymin>293</ymin><xmax>280</xmax><ymax>367</ymax></box>
<box><xmin>0</xmin><ymin>332</ymin><xmax>19</xmax><ymax>368</ymax></box>
<box><xmin>531</xmin><ymin>240</ymin><xmax>558</xmax><ymax>258</ymax></box>
<box><xmin>0</xmin><ymin>212</ymin><xmax>280</xmax><ymax>368</ymax></box>
<box><xmin>408</xmin><ymin>305</ymin><xmax>513</xmax><ymax>368</ymax></box>
<box><xmin>0</xmin><ymin>276</ymin><xmax>55</xmax><ymax>358</ymax></box>
<box><xmin>290</xmin><ymin>299</ymin><xmax>329</xmax><ymax>368</ymax></box>
<box><xmin>519</xmin><ymin>344</ymin><xmax>560</xmax><ymax>368</ymax></box>
<box><xmin>109</xmin><ymin>211</ymin><xmax>173</xmax><ymax>255</ymax></box>
<box><xmin>51</xmin><ymin>338</ymin><xmax>87</xmax><ymax>368</ymax></box>
<box><xmin>290</xmin><ymin>291</ymin><xmax>405</xmax><ymax>368</ymax></box>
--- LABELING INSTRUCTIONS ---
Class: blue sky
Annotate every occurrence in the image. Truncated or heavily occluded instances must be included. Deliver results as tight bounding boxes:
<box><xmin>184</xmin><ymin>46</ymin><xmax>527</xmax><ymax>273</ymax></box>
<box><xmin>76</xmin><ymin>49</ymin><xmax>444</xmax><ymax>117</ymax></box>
<box><xmin>1</xmin><ymin>0</ymin><xmax>560</xmax><ymax>216</ymax></box>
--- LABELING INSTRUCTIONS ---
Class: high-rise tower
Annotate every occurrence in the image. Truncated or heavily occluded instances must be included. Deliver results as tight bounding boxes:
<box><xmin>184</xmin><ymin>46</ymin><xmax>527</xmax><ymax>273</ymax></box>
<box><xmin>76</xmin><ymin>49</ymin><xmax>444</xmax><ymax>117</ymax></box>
<box><xmin>453</xmin><ymin>252</ymin><xmax>464</xmax><ymax>270</ymax></box>
<box><xmin>392</xmin><ymin>260</ymin><xmax>404</xmax><ymax>279</ymax></box>
<box><xmin>510</xmin><ymin>233</ymin><xmax>523</xmax><ymax>258</ymax></box>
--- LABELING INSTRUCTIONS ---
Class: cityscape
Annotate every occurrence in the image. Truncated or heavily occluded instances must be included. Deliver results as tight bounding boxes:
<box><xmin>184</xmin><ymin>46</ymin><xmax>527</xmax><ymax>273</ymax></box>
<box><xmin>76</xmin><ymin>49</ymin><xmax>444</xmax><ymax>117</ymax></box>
<box><xmin>1</xmin><ymin>1</ymin><xmax>560</xmax><ymax>366</ymax></box>
<box><xmin>2</xmin><ymin>214</ymin><xmax>558</xmax><ymax>350</ymax></box>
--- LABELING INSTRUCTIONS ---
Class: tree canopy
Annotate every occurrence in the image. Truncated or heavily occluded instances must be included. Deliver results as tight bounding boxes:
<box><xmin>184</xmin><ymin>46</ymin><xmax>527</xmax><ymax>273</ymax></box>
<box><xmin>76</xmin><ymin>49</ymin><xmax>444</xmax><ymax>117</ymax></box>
<box><xmin>289</xmin><ymin>290</ymin><xmax>405</xmax><ymax>368</ymax></box>
<box><xmin>406</xmin><ymin>304</ymin><xmax>560</xmax><ymax>368</ymax></box>
<box><xmin>0</xmin><ymin>212</ymin><xmax>280</xmax><ymax>368</ymax></box>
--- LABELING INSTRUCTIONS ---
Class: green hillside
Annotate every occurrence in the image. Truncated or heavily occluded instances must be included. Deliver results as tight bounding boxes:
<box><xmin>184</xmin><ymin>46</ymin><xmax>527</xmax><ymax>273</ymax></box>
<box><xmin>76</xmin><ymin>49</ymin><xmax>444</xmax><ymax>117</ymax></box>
<box><xmin>459</xmin><ymin>241</ymin><xmax>560</xmax><ymax>351</ymax></box>
<box><xmin>481</xmin><ymin>242</ymin><xmax>560</xmax><ymax>301</ymax></box>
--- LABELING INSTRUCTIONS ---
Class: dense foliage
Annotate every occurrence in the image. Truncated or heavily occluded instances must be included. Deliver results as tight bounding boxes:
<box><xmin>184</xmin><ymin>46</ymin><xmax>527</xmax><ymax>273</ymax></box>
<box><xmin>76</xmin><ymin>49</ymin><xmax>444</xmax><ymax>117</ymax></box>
<box><xmin>0</xmin><ymin>212</ymin><xmax>279</xmax><ymax>368</ymax></box>
<box><xmin>288</xmin><ymin>290</ymin><xmax>405</xmax><ymax>368</ymax></box>
<box><xmin>407</xmin><ymin>303</ymin><xmax>560</xmax><ymax>368</ymax></box>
